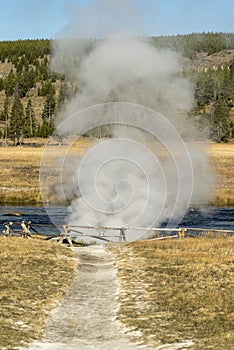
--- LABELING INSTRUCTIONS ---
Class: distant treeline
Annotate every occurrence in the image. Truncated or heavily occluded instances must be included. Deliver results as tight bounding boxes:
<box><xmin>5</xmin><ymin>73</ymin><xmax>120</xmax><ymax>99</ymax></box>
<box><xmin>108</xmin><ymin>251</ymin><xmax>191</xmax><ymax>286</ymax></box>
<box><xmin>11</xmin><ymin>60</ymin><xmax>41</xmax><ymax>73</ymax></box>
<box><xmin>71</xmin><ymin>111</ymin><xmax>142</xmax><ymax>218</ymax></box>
<box><xmin>151</xmin><ymin>32</ymin><xmax>234</xmax><ymax>58</ymax></box>
<box><xmin>0</xmin><ymin>32</ymin><xmax>233</xmax><ymax>143</ymax></box>
<box><xmin>1</xmin><ymin>33</ymin><xmax>234</xmax><ymax>62</ymax></box>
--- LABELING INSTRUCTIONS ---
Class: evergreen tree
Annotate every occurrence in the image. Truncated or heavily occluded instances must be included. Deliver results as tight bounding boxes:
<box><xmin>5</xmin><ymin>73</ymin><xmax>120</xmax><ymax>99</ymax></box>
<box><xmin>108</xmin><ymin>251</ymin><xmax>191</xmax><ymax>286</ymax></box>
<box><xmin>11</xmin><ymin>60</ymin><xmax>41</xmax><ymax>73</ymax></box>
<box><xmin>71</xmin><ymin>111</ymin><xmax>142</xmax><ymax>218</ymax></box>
<box><xmin>24</xmin><ymin>99</ymin><xmax>36</xmax><ymax>137</ymax></box>
<box><xmin>0</xmin><ymin>78</ymin><xmax>4</xmax><ymax>91</ymax></box>
<box><xmin>0</xmin><ymin>97</ymin><xmax>10</xmax><ymax>138</ymax></box>
<box><xmin>57</xmin><ymin>82</ymin><xmax>69</xmax><ymax>111</ymax></box>
<box><xmin>211</xmin><ymin>97</ymin><xmax>231</xmax><ymax>142</ymax></box>
<box><xmin>42</xmin><ymin>93</ymin><xmax>56</xmax><ymax>122</ymax></box>
<box><xmin>0</xmin><ymin>96</ymin><xmax>8</xmax><ymax>120</ymax></box>
<box><xmin>35</xmin><ymin>123</ymin><xmax>41</xmax><ymax>137</ymax></box>
<box><xmin>0</xmin><ymin>36</ymin><xmax>233</xmax><ymax>142</ymax></box>
<box><xmin>38</xmin><ymin>80</ymin><xmax>55</xmax><ymax>96</ymax></box>
<box><xmin>39</xmin><ymin>120</ymin><xmax>54</xmax><ymax>138</ymax></box>
<box><xmin>9</xmin><ymin>95</ymin><xmax>25</xmax><ymax>144</ymax></box>
<box><xmin>17</xmin><ymin>69</ymin><xmax>36</xmax><ymax>97</ymax></box>
<box><xmin>5</xmin><ymin>70</ymin><xmax>16</xmax><ymax>96</ymax></box>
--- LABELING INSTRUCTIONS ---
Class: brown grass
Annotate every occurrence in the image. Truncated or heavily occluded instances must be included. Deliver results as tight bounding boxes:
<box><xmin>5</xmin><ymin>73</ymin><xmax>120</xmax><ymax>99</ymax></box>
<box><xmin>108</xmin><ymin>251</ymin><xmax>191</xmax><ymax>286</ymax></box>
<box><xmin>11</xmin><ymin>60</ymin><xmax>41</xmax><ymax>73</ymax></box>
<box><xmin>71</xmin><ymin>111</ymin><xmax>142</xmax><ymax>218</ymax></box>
<box><xmin>0</xmin><ymin>237</ymin><xmax>77</xmax><ymax>349</ymax></box>
<box><xmin>204</xmin><ymin>143</ymin><xmax>234</xmax><ymax>206</ymax></box>
<box><xmin>0</xmin><ymin>137</ymin><xmax>92</xmax><ymax>203</ymax></box>
<box><xmin>0</xmin><ymin>140</ymin><xmax>233</xmax><ymax>205</ymax></box>
<box><xmin>0</xmin><ymin>145</ymin><xmax>43</xmax><ymax>203</ymax></box>
<box><xmin>111</xmin><ymin>237</ymin><xmax>234</xmax><ymax>349</ymax></box>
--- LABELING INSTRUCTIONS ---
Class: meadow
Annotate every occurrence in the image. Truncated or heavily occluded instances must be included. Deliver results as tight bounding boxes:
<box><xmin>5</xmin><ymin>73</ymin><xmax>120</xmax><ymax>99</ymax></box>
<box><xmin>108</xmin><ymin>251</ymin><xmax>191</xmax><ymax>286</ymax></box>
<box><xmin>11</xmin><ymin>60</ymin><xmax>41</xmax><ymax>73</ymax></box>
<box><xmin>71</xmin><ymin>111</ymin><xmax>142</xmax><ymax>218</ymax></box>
<box><xmin>204</xmin><ymin>143</ymin><xmax>234</xmax><ymax>206</ymax></box>
<box><xmin>0</xmin><ymin>140</ymin><xmax>233</xmax><ymax>205</ymax></box>
<box><xmin>1</xmin><ymin>236</ymin><xmax>233</xmax><ymax>349</ymax></box>
<box><xmin>0</xmin><ymin>137</ymin><xmax>93</xmax><ymax>204</ymax></box>
<box><xmin>0</xmin><ymin>237</ymin><xmax>77</xmax><ymax>349</ymax></box>
<box><xmin>0</xmin><ymin>138</ymin><xmax>233</xmax><ymax>349</ymax></box>
<box><xmin>111</xmin><ymin>237</ymin><xmax>234</xmax><ymax>349</ymax></box>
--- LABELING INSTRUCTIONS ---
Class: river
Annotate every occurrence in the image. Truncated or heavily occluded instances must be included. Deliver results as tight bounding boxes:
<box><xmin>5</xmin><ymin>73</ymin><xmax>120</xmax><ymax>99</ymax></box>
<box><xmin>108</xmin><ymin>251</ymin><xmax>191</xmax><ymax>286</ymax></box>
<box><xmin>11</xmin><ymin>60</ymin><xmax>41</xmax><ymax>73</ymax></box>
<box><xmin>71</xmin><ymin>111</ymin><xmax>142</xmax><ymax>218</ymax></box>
<box><xmin>0</xmin><ymin>205</ymin><xmax>233</xmax><ymax>237</ymax></box>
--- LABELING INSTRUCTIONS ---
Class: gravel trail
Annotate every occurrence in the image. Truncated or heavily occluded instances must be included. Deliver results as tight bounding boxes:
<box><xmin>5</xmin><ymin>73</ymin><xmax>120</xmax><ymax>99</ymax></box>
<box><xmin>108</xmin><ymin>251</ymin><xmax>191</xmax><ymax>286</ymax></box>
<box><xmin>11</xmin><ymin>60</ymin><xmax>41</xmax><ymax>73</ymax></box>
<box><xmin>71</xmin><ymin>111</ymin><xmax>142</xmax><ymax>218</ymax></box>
<box><xmin>22</xmin><ymin>245</ymin><xmax>193</xmax><ymax>350</ymax></box>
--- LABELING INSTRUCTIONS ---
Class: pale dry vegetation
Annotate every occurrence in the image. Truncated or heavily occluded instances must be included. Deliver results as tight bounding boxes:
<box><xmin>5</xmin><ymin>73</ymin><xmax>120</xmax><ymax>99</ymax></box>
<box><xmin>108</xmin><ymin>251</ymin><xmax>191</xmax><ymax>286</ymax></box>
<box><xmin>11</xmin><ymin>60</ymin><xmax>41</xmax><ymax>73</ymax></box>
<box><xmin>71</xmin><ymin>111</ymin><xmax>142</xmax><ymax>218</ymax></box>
<box><xmin>0</xmin><ymin>140</ymin><xmax>233</xmax><ymax>205</ymax></box>
<box><xmin>0</xmin><ymin>137</ymin><xmax>92</xmax><ymax>203</ymax></box>
<box><xmin>111</xmin><ymin>237</ymin><xmax>234</xmax><ymax>349</ymax></box>
<box><xmin>0</xmin><ymin>145</ymin><xmax>43</xmax><ymax>203</ymax></box>
<box><xmin>0</xmin><ymin>237</ymin><xmax>77</xmax><ymax>349</ymax></box>
<box><xmin>205</xmin><ymin>143</ymin><xmax>234</xmax><ymax>206</ymax></box>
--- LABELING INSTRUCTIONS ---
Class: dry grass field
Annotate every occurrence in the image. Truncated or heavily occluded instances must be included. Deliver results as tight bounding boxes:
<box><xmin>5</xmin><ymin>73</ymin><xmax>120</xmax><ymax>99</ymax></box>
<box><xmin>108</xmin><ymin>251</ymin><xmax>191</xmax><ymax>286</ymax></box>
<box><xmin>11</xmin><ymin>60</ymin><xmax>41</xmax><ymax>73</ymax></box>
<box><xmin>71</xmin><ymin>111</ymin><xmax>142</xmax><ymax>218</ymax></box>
<box><xmin>111</xmin><ymin>237</ymin><xmax>234</xmax><ymax>349</ymax></box>
<box><xmin>0</xmin><ymin>137</ymin><xmax>93</xmax><ymax>203</ymax></box>
<box><xmin>0</xmin><ymin>236</ymin><xmax>233</xmax><ymax>350</ymax></box>
<box><xmin>0</xmin><ymin>145</ymin><xmax>43</xmax><ymax>203</ymax></box>
<box><xmin>204</xmin><ymin>143</ymin><xmax>234</xmax><ymax>206</ymax></box>
<box><xmin>0</xmin><ymin>139</ymin><xmax>233</xmax><ymax>205</ymax></box>
<box><xmin>0</xmin><ymin>140</ymin><xmax>233</xmax><ymax>349</ymax></box>
<box><xmin>0</xmin><ymin>237</ymin><xmax>77</xmax><ymax>349</ymax></box>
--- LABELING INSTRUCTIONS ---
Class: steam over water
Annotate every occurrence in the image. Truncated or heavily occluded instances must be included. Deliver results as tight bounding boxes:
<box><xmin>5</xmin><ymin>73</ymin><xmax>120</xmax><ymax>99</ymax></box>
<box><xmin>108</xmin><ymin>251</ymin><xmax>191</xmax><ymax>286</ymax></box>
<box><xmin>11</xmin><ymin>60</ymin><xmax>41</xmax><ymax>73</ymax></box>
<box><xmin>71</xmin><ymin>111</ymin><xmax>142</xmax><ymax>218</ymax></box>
<box><xmin>39</xmin><ymin>0</ymin><xmax>217</xmax><ymax>239</ymax></box>
<box><xmin>0</xmin><ymin>206</ymin><xmax>233</xmax><ymax>237</ymax></box>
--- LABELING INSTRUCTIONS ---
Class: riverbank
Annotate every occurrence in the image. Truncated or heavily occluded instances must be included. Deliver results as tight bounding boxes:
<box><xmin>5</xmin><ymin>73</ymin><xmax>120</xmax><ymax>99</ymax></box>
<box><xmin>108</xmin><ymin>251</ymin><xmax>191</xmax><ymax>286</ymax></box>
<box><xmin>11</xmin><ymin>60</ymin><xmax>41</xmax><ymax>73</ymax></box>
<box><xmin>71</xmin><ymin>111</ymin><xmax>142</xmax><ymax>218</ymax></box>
<box><xmin>0</xmin><ymin>140</ymin><xmax>233</xmax><ymax>206</ymax></box>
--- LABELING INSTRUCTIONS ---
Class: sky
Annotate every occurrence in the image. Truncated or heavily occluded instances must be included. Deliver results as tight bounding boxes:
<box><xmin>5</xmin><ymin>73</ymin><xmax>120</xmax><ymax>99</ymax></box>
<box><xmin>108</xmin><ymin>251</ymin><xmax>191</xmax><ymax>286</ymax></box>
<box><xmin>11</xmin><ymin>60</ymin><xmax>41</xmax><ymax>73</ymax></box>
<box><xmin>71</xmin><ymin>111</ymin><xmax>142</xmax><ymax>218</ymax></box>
<box><xmin>0</xmin><ymin>0</ymin><xmax>233</xmax><ymax>41</ymax></box>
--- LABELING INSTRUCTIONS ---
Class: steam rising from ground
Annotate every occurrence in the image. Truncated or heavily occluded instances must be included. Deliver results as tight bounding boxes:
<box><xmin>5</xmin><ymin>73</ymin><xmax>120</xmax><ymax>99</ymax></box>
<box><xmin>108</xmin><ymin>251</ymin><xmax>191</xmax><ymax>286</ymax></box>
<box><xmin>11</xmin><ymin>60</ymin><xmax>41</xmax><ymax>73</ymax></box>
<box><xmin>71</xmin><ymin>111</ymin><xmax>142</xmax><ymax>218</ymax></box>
<box><xmin>52</xmin><ymin>36</ymin><xmax>193</xmax><ymax>130</ymax></box>
<box><xmin>45</xmin><ymin>0</ymin><xmax>215</xmax><ymax>239</ymax></box>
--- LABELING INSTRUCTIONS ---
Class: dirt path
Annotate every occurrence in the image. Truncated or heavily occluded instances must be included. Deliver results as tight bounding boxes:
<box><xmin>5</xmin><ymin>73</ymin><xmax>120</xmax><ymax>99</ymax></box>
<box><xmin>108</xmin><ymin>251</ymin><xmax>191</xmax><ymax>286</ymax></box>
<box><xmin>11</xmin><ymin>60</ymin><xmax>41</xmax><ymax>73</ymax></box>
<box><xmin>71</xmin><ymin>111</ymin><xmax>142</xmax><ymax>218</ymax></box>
<box><xmin>22</xmin><ymin>245</ymin><xmax>193</xmax><ymax>350</ymax></box>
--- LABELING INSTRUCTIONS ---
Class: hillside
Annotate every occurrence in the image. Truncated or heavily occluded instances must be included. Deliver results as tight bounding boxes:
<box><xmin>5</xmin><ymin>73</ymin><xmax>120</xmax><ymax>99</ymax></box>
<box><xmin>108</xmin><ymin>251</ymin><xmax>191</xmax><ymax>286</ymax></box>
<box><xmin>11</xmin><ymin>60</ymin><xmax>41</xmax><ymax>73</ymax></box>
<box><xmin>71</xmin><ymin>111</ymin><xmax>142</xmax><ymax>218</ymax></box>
<box><xmin>0</xmin><ymin>33</ymin><xmax>233</xmax><ymax>143</ymax></box>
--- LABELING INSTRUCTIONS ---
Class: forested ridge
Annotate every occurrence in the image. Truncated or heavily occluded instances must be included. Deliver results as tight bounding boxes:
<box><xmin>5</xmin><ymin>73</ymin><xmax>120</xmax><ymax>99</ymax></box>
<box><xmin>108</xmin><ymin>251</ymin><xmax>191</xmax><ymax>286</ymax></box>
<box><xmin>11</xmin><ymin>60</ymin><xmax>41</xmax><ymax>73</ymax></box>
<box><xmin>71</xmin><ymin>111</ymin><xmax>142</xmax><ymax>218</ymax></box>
<box><xmin>0</xmin><ymin>32</ymin><xmax>233</xmax><ymax>143</ymax></box>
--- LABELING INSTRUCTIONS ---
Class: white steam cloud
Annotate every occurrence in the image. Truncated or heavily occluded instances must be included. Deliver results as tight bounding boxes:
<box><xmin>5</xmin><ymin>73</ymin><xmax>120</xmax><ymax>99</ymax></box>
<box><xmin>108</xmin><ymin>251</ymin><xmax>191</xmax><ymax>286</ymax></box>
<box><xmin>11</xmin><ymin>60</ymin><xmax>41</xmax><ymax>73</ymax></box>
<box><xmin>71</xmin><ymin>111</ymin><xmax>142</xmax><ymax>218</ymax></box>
<box><xmin>52</xmin><ymin>36</ymin><xmax>193</xmax><ymax>129</ymax></box>
<box><xmin>44</xmin><ymin>0</ymin><xmax>216</xmax><ymax>241</ymax></box>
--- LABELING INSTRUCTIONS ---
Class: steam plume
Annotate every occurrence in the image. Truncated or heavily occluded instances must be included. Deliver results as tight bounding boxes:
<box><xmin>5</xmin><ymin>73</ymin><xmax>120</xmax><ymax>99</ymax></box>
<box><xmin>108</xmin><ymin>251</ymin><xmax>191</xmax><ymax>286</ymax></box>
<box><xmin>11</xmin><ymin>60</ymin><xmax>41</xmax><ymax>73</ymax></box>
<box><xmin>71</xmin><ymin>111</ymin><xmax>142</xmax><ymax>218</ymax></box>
<box><xmin>44</xmin><ymin>0</ymin><xmax>216</xmax><ymax>240</ymax></box>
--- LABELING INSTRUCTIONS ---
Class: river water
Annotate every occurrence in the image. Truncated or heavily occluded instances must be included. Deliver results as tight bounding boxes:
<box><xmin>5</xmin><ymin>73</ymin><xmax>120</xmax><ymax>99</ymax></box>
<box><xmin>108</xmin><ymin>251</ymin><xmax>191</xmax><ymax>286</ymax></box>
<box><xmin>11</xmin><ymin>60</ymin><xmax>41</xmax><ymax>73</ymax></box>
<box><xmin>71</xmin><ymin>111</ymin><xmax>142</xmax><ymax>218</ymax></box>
<box><xmin>0</xmin><ymin>206</ymin><xmax>233</xmax><ymax>237</ymax></box>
